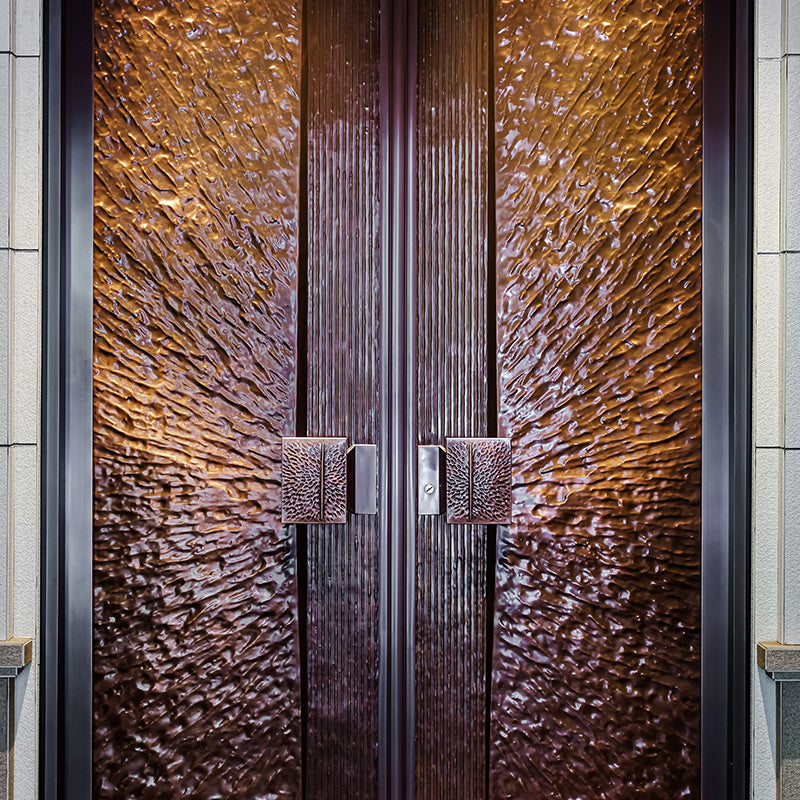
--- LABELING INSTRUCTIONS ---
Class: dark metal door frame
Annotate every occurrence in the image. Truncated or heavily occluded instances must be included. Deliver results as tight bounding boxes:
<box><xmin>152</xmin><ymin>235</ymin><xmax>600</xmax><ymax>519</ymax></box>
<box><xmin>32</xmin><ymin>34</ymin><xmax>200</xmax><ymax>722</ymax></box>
<box><xmin>702</xmin><ymin>0</ymin><xmax>754</xmax><ymax>795</ymax></box>
<box><xmin>379</xmin><ymin>0</ymin><xmax>416</xmax><ymax>794</ymax></box>
<box><xmin>40</xmin><ymin>0</ymin><xmax>753</xmax><ymax>797</ymax></box>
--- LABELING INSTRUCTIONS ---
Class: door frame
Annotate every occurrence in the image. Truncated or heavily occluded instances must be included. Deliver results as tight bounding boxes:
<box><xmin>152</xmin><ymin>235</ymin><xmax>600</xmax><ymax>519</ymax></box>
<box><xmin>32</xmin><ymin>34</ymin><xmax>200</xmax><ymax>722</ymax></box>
<box><xmin>39</xmin><ymin>0</ymin><xmax>754</xmax><ymax>797</ymax></box>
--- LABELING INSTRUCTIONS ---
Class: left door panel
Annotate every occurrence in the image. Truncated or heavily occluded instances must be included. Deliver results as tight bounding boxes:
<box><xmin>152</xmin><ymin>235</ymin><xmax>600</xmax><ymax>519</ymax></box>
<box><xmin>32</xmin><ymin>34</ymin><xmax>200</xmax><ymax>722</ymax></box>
<box><xmin>93</xmin><ymin>1</ymin><xmax>303</xmax><ymax>796</ymax></box>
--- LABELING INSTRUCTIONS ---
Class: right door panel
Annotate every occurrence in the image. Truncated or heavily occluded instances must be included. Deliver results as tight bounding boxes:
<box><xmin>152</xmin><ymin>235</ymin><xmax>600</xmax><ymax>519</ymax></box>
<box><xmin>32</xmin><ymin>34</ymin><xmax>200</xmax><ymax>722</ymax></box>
<box><xmin>491</xmin><ymin>0</ymin><xmax>702</xmax><ymax>796</ymax></box>
<box><xmin>413</xmin><ymin>0</ymin><xmax>702</xmax><ymax>796</ymax></box>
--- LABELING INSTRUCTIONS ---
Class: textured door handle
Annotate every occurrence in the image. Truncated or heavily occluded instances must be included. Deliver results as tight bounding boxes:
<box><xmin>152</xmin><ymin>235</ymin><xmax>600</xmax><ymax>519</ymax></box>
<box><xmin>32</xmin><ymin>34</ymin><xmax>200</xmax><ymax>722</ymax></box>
<box><xmin>446</xmin><ymin>438</ymin><xmax>512</xmax><ymax>525</ymax></box>
<box><xmin>281</xmin><ymin>438</ymin><xmax>378</xmax><ymax>524</ymax></box>
<box><xmin>281</xmin><ymin>437</ymin><xmax>347</xmax><ymax>523</ymax></box>
<box><xmin>416</xmin><ymin>438</ymin><xmax>512</xmax><ymax>524</ymax></box>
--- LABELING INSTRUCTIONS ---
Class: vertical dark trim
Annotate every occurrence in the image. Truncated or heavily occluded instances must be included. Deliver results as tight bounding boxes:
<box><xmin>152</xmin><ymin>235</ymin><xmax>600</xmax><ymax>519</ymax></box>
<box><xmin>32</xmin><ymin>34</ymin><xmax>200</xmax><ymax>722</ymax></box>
<box><xmin>41</xmin><ymin>0</ymin><xmax>94</xmax><ymax>794</ymax></box>
<box><xmin>483</xmin><ymin>527</ymin><xmax>496</xmax><ymax>799</ymax></box>
<box><xmin>701</xmin><ymin>0</ymin><xmax>752</xmax><ymax>797</ymax></box>
<box><xmin>729</xmin><ymin>0</ymin><xmax>754</xmax><ymax>794</ymax></box>
<box><xmin>485</xmin><ymin>2</ymin><xmax>497</xmax><ymax>438</ymax></box>
<box><xmin>40</xmin><ymin>1</ymin><xmax>63</xmax><ymax>794</ymax></box>
<box><xmin>484</xmin><ymin>2</ymin><xmax>498</xmax><ymax>797</ymax></box>
<box><xmin>403</xmin><ymin>0</ymin><xmax>417</xmax><ymax>796</ymax></box>
<box><xmin>41</xmin><ymin>0</ymin><xmax>60</xmax><ymax>791</ymax></box>
<box><xmin>379</xmin><ymin>0</ymin><xmax>414</xmax><ymax>795</ymax></box>
<box><xmin>296</xmin><ymin>1</ymin><xmax>309</xmax><ymax>443</ymax></box>
<box><xmin>384</xmin><ymin>0</ymin><xmax>413</xmax><ymax>795</ymax></box>
<box><xmin>296</xmin><ymin>4</ymin><xmax>309</xmax><ymax>795</ymax></box>
<box><xmin>377</xmin><ymin>1</ymin><xmax>393</xmax><ymax>797</ymax></box>
<box><xmin>295</xmin><ymin>521</ymin><xmax>309</xmax><ymax>800</ymax></box>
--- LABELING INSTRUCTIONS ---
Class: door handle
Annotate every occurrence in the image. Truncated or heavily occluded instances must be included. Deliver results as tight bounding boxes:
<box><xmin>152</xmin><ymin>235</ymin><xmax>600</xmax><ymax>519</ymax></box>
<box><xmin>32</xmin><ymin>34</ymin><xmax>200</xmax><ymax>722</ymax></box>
<box><xmin>281</xmin><ymin>438</ymin><xmax>377</xmax><ymax>524</ymax></box>
<box><xmin>417</xmin><ymin>438</ymin><xmax>512</xmax><ymax>524</ymax></box>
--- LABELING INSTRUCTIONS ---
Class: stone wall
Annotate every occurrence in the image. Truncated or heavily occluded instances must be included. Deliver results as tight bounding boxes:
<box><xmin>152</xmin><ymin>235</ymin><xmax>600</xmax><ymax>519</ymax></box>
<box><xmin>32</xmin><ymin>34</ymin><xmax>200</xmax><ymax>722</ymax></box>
<box><xmin>0</xmin><ymin>0</ymin><xmax>41</xmax><ymax>797</ymax></box>
<box><xmin>753</xmin><ymin>0</ymin><xmax>800</xmax><ymax>797</ymax></box>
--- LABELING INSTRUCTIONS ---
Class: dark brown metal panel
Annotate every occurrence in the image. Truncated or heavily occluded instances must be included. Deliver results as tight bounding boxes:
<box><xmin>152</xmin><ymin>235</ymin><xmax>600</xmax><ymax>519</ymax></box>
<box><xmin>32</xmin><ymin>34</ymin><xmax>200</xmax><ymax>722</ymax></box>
<box><xmin>491</xmin><ymin>1</ymin><xmax>703</xmax><ymax>797</ymax></box>
<box><xmin>414</xmin><ymin>0</ymin><xmax>489</xmax><ymax>796</ymax></box>
<box><xmin>304</xmin><ymin>0</ymin><xmax>383</xmax><ymax>796</ymax></box>
<box><xmin>92</xmin><ymin>0</ymin><xmax>303</xmax><ymax>797</ymax></box>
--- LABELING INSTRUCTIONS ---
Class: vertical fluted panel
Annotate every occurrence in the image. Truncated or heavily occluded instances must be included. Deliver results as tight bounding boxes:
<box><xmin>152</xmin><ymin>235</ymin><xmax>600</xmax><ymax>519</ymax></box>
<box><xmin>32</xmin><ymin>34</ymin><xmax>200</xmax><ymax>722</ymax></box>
<box><xmin>414</xmin><ymin>1</ymin><xmax>489</xmax><ymax>796</ymax></box>
<box><xmin>93</xmin><ymin>0</ymin><xmax>302</xmax><ymax>797</ymax></box>
<box><xmin>305</xmin><ymin>1</ymin><xmax>382</xmax><ymax>797</ymax></box>
<box><xmin>491</xmin><ymin>1</ymin><xmax>702</xmax><ymax>797</ymax></box>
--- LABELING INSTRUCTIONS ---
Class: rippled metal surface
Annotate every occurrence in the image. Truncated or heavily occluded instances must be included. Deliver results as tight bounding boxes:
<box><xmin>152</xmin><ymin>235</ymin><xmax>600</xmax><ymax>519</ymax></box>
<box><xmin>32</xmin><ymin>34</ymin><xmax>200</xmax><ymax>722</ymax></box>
<box><xmin>491</xmin><ymin>0</ymin><xmax>703</xmax><ymax>797</ymax></box>
<box><xmin>93</xmin><ymin>0</ymin><xmax>303</xmax><ymax>795</ymax></box>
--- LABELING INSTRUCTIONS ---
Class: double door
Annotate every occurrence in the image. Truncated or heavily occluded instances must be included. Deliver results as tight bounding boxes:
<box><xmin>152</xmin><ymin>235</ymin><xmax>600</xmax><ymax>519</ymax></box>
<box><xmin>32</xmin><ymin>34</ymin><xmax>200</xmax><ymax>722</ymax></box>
<box><xmin>92</xmin><ymin>0</ymin><xmax>703</xmax><ymax>797</ymax></box>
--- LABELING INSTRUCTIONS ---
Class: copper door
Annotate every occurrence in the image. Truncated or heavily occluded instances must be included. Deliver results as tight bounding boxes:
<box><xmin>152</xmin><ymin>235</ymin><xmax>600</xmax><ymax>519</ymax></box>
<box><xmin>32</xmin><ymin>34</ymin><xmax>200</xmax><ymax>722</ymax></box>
<box><xmin>413</xmin><ymin>1</ymin><xmax>702</xmax><ymax>797</ymax></box>
<box><xmin>92</xmin><ymin>0</ymin><xmax>702</xmax><ymax>797</ymax></box>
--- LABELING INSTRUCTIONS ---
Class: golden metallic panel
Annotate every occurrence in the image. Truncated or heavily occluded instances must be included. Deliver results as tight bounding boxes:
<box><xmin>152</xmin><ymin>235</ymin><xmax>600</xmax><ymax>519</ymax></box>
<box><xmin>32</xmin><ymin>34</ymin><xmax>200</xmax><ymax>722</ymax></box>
<box><xmin>93</xmin><ymin>0</ymin><xmax>302</xmax><ymax>795</ymax></box>
<box><xmin>492</xmin><ymin>0</ymin><xmax>703</xmax><ymax>796</ymax></box>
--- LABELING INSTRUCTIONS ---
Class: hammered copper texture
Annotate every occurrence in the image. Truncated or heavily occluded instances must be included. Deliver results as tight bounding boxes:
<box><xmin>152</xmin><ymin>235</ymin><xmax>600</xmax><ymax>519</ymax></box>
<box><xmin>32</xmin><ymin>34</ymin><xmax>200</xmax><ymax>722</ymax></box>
<box><xmin>304</xmin><ymin>0</ymin><xmax>382</xmax><ymax>795</ymax></box>
<box><xmin>93</xmin><ymin>0</ymin><xmax>302</xmax><ymax>796</ymax></box>
<box><xmin>445</xmin><ymin>438</ymin><xmax>473</xmax><ymax>524</ymax></box>
<box><xmin>415</xmin><ymin>0</ymin><xmax>490</xmax><ymax>795</ymax></box>
<box><xmin>281</xmin><ymin>438</ymin><xmax>348</xmax><ymax>524</ymax></box>
<box><xmin>446</xmin><ymin>438</ymin><xmax>512</xmax><ymax>525</ymax></box>
<box><xmin>491</xmin><ymin>1</ymin><xmax>703</xmax><ymax>797</ymax></box>
<box><xmin>471</xmin><ymin>439</ymin><xmax>511</xmax><ymax>525</ymax></box>
<box><xmin>321</xmin><ymin>439</ymin><xmax>348</xmax><ymax>523</ymax></box>
<box><xmin>282</xmin><ymin>439</ymin><xmax>324</xmax><ymax>524</ymax></box>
